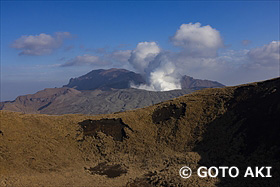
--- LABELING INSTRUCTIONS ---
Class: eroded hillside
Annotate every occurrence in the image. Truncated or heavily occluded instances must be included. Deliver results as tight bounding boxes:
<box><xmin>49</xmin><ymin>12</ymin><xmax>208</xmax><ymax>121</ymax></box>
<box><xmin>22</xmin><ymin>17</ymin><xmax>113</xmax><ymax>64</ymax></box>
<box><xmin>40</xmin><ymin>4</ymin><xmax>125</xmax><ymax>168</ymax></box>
<box><xmin>0</xmin><ymin>78</ymin><xmax>279</xmax><ymax>186</ymax></box>
<box><xmin>0</xmin><ymin>88</ymin><xmax>192</xmax><ymax>115</ymax></box>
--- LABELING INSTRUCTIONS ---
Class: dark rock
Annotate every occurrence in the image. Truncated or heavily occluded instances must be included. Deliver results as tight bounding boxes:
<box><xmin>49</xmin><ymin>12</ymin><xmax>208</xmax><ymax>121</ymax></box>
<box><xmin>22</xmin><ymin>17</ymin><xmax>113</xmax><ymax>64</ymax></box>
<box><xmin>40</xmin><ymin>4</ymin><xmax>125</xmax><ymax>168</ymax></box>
<box><xmin>152</xmin><ymin>103</ymin><xmax>186</xmax><ymax>124</ymax></box>
<box><xmin>78</xmin><ymin>118</ymin><xmax>133</xmax><ymax>141</ymax></box>
<box><xmin>85</xmin><ymin>163</ymin><xmax>127</xmax><ymax>178</ymax></box>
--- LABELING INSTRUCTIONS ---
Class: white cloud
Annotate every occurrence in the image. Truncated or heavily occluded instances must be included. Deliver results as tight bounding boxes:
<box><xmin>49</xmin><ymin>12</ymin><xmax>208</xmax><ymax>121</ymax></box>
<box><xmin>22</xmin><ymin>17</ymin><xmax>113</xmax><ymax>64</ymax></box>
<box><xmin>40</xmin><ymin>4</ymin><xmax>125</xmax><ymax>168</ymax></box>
<box><xmin>218</xmin><ymin>49</ymin><xmax>250</xmax><ymax>67</ymax></box>
<box><xmin>61</xmin><ymin>50</ymin><xmax>132</xmax><ymax>67</ymax></box>
<box><xmin>85</xmin><ymin>47</ymin><xmax>108</xmax><ymax>54</ymax></box>
<box><xmin>108</xmin><ymin>50</ymin><xmax>132</xmax><ymax>63</ymax></box>
<box><xmin>12</xmin><ymin>32</ymin><xmax>72</xmax><ymax>56</ymax></box>
<box><xmin>193</xmin><ymin>41</ymin><xmax>280</xmax><ymax>85</ymax></box>
<box><xmin>127</xmin><ymin>24</ymin><xmax>225</xmax><ymax>91</ymax></box>
<box><xmin>242</xmin><ymin>40</ymin><xmax>251</xmax><ymax>46</ymax></box>
<box><xmin>247</xmin><ymin>41</ymin><xmax>280</xmax><ymax>67</ymax></box>
<box><xmin>61</xmin><ymin>54</ymin><xmax>105</xmax><ymax>67</ymax></box>
<box><xmin>171</xmin><ymin>22</ymin><xmax>224</xmax><ymax>57</ymax></box>
<box><xmin>57</xmin><ymin>23</ymin><xmax>279</xmax><ymax>88</ymax></box>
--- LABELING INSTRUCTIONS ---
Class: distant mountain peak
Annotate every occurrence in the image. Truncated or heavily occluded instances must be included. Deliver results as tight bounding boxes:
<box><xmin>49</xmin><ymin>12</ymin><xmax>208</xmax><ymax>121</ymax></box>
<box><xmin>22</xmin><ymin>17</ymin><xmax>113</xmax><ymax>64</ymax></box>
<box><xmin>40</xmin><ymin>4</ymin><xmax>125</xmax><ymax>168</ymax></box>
<box><xmin>181</xmin><ymin>75</ymin><xmax>224</xmax><ymax>89</ymax></box>
<box><xmin>64</xmin><ymin>68</ymin><xmax>146</xmax><ymax>90</ymax></box>
<box><xmin>0</xmin><ymin>68</ymin><xmax>225</xmax><ymax>115</ymax></box>
<box><xmin>64</xmin><ymin>68</ymin><xmax>224</xmax><ymax>91</ymax></box>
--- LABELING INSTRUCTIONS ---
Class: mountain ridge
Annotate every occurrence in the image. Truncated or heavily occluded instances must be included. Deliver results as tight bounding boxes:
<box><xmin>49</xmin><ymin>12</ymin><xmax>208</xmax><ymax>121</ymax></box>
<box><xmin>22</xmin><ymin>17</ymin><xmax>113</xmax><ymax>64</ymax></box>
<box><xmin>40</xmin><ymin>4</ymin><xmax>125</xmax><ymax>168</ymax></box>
<box><xmin>181</xmin><ymin>75</ymin><xmax>225</xmax><ymax>89</ymax></box>
<box><xmin>63</xmin><ymin>68</ymin><xmax>146</xmax><ymax>90</ymax></box>
<box><xmin>1</xmin><ymin>68</ymin><xmax>224</xmax><ymax>115</ymax></box>
<box><xmin>0</xmin><ymin>88</ymin><xmax>193</xmax><ymax>115</ymax></box>
<box><xmin>64</xmin><ymin>68</ymin><xmax>225</xmax><ymax>91</ymax></box>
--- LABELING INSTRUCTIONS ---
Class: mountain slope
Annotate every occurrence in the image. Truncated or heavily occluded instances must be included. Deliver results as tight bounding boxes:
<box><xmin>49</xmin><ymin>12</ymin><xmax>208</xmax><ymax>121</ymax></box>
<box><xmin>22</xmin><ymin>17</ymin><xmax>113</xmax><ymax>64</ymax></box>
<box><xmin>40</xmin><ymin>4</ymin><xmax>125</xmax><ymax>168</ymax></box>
<box><xmin>181</xmin><ymin>75</ymin><xmax>224</xmax><ymax>89</ymax></box>
<box><xmin>63</xmin><ymin>68</ymin><xmax>146</xmax><ymax>90</ymax></box>
<box><xmin>1</xmin><ymin>68</ymin><xmax>224</xmax><ymax>115</ymax></box>
<box><xmin>0</xmin><ymin>87</ymin><xmax>80</xmax><ymax>114</ymax></box>
<box><xmin>0</xmin><ymin>77</ymin><xmax>279</xmax><ymax>186</ymax></box>
<box><xmin>0</xmin><ymin>88</ymin><xmax>193</xmax><ymax>115</ymax></box>
<box><xmin>64</xmin><ymin>68</ymin><xmax>224</xmax><ymax>90</ymax></box>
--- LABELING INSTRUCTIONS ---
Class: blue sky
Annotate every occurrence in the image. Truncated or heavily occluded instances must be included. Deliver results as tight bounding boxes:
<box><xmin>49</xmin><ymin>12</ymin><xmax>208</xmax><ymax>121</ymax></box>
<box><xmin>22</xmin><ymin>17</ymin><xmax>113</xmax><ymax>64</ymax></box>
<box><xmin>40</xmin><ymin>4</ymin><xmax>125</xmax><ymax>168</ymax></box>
<box><xmin>1</xmin><ymin>1</ymin><xmax>280</xmax><ymax>101</ymax></box>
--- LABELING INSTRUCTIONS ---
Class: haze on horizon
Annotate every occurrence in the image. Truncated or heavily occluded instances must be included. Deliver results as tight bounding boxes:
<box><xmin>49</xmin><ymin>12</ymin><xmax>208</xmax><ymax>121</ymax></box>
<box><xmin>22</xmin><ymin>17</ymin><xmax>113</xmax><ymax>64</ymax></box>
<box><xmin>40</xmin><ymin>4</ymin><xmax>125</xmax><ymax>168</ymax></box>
<box><xmin>1</xmin><ymin>1</ymin><xmax>279</xmax><ymax>101</ymax></box>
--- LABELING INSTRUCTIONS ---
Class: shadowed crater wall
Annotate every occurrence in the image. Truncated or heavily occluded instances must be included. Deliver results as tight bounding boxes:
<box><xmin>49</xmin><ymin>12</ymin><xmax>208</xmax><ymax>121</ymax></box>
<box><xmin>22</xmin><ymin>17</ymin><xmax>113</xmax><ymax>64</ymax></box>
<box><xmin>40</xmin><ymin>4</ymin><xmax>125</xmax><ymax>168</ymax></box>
<box><xmin>194</xmin><ymin>78</ymin><xmax>280</xmax><ymax>186</ymax></box>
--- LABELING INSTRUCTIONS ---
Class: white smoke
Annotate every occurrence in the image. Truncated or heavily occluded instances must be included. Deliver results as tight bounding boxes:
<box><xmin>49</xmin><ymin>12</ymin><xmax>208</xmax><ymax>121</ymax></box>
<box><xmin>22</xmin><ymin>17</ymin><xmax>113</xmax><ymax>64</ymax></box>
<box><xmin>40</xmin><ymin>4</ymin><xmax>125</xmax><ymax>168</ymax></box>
<box><xmin>128</xmin><ymin>23</ymin><xmax>224</xmax><ymax>91</ymax></box>
<box><xmin>129</xmin><ymin>42</ymin><xmax>182</xmax><ymax>91</ymax></box>
<box><xmin>128</xmin><ymin>42</ymin><xmax>160</xmax><ymax>74</ymax></box>
<box><xmin>148</xmin><ymin>61</ymin><xmax>182</xmax><ymax>91</ymax></box>
<box><xmin>132</xmin><ymin>54</ymin><xmax>182</xmax><ymax>91</ymax></box>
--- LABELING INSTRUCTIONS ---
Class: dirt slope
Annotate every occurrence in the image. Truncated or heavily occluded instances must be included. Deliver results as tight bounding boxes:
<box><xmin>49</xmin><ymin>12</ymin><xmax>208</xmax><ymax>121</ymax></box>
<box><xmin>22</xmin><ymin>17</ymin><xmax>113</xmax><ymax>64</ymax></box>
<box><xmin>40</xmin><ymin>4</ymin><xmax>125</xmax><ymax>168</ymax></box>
<box><xmin>0</xmin><ymin>77</ymin><xmax>279</xmax><ymax>186</ymax></box>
